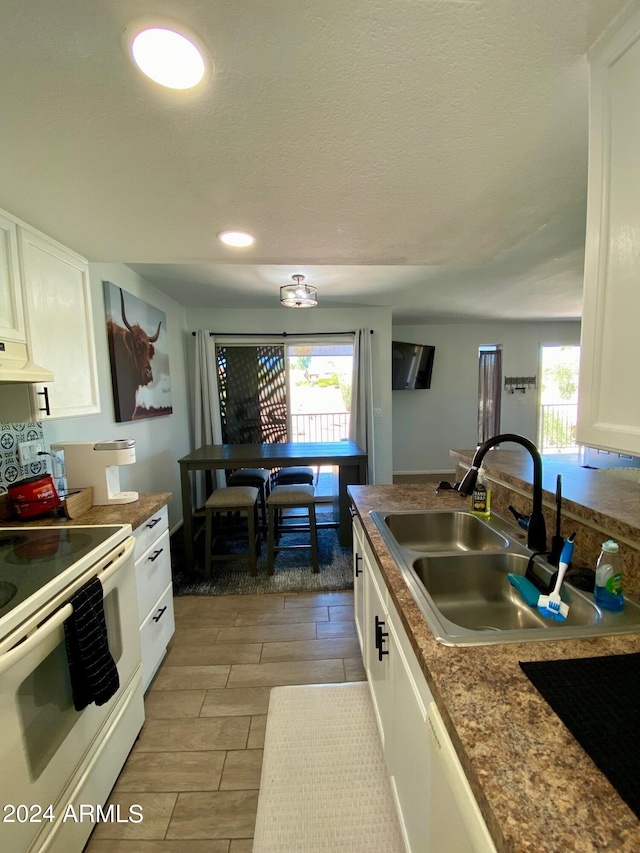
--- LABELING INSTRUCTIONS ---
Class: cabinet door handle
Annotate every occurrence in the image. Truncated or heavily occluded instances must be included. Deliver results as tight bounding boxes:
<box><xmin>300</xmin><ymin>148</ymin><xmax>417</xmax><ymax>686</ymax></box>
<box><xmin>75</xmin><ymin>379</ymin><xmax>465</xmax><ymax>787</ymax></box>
<box><xmin>355</xmin><ymin>553</ymin><xmax>362</xmax><ymax>576</ymax></box>
<box><xmin>146</xmin><ymin>517</ymin><xmax>161</xmax><ymax>529</ymax></box>
<box><xmin>37</xmin><ymin>386</ymin><xmax>51</xmax><ymax>416</ymax></box>
<box><xmin>349</xmin><ymin>505</ymin><xmax>356</xmax><ymax>518</ymax></box>
<box><xmin>148</xmin><ymin>548</ymin><xmax>164</xmax><ymax>562</ymax></box>
<box><xmin>375</xmin><ymin>615</ymin><xmax>389</xmax><ymax>660</ymax></box>
<box><xmin>152</xmin><ymin>606</ymin><xmax>167</xmax><ymax>623</ymax></box>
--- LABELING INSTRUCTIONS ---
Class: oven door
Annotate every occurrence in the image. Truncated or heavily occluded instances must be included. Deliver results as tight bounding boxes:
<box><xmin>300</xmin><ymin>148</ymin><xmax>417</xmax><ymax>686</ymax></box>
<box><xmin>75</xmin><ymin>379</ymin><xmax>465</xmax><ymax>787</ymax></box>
<box><xmin>0</xmin><ymin>537</ymin><xmax>141</xmax><ymax>853</ymax></box>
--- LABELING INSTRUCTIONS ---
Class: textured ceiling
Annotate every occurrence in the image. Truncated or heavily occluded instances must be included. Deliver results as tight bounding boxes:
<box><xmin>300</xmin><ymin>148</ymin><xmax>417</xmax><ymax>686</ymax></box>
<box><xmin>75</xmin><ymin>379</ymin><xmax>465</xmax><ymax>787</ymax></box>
<box><xmin>0</xmin><ymin>0</ymin><xmax>630</xmax><ymax>322</ymax></box>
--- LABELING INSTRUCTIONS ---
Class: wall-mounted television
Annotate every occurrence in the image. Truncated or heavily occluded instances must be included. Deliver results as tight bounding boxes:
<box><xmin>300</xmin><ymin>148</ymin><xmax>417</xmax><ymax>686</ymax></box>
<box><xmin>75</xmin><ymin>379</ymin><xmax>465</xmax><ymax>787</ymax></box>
<box><xmin>392</xmin><ymin>341</ymin><xmax>435</xmax><ymax>390</ymax></box>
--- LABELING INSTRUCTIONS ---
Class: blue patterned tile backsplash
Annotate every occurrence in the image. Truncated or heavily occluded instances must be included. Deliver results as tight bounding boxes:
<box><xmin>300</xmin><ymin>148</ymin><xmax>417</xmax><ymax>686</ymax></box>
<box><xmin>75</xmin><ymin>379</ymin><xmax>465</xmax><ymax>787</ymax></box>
<box><xmin>0</xmin><ymin>422</ymin><xmax>46</xmax><ymax>494</ymax></box>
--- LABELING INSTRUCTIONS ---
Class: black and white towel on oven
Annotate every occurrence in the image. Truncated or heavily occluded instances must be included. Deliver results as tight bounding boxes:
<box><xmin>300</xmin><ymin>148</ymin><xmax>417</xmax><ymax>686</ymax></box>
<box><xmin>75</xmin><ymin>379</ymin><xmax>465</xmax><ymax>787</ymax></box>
<box><xmin>63</xmin><ymin>575</ymin><xmax>120</xmax><ymax>711</ymax></box>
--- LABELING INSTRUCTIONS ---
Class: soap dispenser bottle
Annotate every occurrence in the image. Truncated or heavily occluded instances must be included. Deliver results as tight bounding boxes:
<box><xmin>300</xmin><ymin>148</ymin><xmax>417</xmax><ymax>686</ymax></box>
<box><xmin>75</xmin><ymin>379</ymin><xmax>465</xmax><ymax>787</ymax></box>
<box><xmin>470</xmin><ymin>468</ymin><xmax>491</xmax><ymax>518</ymax></box>
<box><xmin>594</xmin><ymin>540</ymin><xmax>624</xmax><ymax>611</ymax></box>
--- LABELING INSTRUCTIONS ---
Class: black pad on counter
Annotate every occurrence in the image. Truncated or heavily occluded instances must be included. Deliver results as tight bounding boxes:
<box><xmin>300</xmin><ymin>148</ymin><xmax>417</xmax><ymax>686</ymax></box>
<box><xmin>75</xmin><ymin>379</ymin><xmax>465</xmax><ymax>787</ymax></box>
<box><xmin>520</xmin><ymin>652</ymin><xmax>640</xmax><ymax>820</ymax></box>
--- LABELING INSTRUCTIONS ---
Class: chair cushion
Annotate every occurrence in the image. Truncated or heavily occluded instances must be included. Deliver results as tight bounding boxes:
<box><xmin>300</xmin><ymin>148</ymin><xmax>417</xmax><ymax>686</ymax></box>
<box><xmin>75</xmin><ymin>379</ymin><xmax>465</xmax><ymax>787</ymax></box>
<box><xmin>205</xmin><ymin>485</ymin><xmax>259</xmax><ymax>509</ymax></box>
<box><xmin>228</xmin><ymin>468</ymin><xmax>270</xmax><ymax>486</ymax></box>
<box><xmin>267</xmin><ymin>484</ymin><xmax>315</xmax><ymax>506</ymax></box>
<box><xmin>276</xmin><ymin>466</ymin><xmax>314</xmax><ymax>485</ymax></box>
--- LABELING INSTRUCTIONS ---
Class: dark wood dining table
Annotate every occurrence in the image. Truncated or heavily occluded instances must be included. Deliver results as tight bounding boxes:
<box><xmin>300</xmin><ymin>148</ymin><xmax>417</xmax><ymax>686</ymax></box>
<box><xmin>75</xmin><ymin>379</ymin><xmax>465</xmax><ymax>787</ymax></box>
<box><xmin>178</xmin><ymin>440</ymin><xmax>368</xmax><ymax>573</ymax></box>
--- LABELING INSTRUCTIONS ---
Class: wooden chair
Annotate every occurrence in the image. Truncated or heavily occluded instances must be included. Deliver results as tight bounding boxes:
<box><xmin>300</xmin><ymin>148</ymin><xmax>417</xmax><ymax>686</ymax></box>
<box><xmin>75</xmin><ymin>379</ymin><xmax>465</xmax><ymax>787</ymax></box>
<box><xmin>204</xmin><ymin>486</ymin><xmax>261</xmax><ymax>578</ymax></box>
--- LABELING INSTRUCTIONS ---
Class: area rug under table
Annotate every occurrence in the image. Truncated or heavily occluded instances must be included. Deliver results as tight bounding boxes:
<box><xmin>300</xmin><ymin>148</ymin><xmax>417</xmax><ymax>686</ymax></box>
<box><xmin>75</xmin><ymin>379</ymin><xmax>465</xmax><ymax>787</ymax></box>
<box><xmin>253</xmin><ymin>682</ymin><xmax>404</xmax><ymax>852</ymax></box>
<box><xmin>171</xmin><ymin>519</ymin><xmax>354</xmax><ymax>595</ymax></box>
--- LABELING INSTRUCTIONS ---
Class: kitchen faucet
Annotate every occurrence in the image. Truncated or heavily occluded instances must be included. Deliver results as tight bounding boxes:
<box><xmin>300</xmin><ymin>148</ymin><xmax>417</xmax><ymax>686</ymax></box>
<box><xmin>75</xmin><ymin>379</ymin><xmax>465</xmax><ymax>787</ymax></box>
<box><xmin>457</xmin><ymin>433</ymin><xmax>547</xmax><ymax>552</ymax></box>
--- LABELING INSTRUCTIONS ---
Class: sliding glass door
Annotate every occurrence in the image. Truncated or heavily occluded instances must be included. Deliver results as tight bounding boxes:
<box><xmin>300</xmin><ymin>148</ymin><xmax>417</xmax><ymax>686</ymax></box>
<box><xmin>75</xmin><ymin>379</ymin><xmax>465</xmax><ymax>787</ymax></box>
<box><xmin>215</xmin><ymin>339</ymin><xmax>353</xmax><ymax>445</ymax></box>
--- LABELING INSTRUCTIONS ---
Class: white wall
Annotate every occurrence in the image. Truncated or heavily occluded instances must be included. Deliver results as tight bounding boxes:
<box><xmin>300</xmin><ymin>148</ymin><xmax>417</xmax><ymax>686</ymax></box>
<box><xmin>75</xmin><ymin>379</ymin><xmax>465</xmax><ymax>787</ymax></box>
<box><xmin>392</xmin><ymin>320</ymin><xmax>581</xmax><ymax>474</ymax></box>
<box><xmin>183</xmin><ymin>305</ymin><xmax>394</xmax><ymax>484</ymax></box>
<box><xmin>42</xmin><ymin>264</ymin><xmax>191</xmax><ymax>530</ymax></box>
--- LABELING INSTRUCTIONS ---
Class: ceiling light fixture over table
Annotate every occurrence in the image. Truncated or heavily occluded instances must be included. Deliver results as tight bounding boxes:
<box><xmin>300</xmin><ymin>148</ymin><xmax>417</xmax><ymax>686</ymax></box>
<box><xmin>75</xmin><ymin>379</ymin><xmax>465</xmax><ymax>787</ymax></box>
<box><xmin>281</xmin><ymin>274</ymin><xmax>318</xmax><ymax>308</ymax></box>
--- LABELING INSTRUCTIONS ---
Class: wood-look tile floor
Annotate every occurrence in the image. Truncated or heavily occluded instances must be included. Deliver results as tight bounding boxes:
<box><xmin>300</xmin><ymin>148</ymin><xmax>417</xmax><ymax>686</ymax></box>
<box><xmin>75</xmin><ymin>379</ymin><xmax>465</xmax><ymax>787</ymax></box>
<box><xmin>85</xmin><ymin>589</ymin><xmax>362</xmax><ymax>852</ymax></box>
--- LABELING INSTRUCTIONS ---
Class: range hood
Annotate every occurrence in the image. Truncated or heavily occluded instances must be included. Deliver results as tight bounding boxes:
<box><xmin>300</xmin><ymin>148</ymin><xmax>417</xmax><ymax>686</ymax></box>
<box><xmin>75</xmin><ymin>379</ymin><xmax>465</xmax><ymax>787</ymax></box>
<box><xmin>0</xmin><ymin>340</ymin><xmax>54</xmax><ymax>383</ymax></box>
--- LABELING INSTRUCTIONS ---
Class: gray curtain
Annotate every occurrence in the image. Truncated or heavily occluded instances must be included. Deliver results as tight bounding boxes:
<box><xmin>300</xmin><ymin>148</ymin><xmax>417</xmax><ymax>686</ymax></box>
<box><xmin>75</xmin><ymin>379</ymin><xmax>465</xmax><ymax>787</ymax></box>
<box><xmin>349</xmin><ymin>328</ymin><xmax>374</xmax><ymax>482</ymax></box>
<box><xmin>194</xmin><ymin>330</ymin><xmax>225</xmax><ymax>507</ymax></box>
<box><xmin>477</xmin><ymin>348</ymin><xmax>502</xmax><ymax>444</ymax></box>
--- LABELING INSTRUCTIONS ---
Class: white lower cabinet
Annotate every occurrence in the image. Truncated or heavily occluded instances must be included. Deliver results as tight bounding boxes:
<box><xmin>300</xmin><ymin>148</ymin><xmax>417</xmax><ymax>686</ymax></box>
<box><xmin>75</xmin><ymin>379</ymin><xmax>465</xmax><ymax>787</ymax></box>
<box><xmin>426</xmin><ymin>701</ymin><xmax>497</xmax><ymax>853</ymax></box>
<box><xmin>133</xmin><ymin>506</ymin><xmax>175</xmax><ymax>691</ymax></box>
<box><xmin>387</xmin><ymin>608</ymin><xmax>432</xmax><ymax>852</ymax></box>
<box><xmin>353</xmin><ymin>514</ymin><xmax>496</xmax><ymax>853</ymax></box>
<box><xmin>140</xmin><ymin>584</ymin><xmax>175</xmax><ymax>691</ymax></box>
<box><xmin>363</xmin><ymin>548</ymin><xmax>392</xmax><ymax>754</ymax></box>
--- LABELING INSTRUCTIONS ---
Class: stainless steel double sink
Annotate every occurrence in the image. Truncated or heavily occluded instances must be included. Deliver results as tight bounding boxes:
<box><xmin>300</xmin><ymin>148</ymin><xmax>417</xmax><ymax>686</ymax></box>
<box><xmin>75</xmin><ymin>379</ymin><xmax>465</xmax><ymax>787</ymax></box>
<box><xmin>369</xmin><ymin>509</ymin><xmax>640</xmax><ymax>646</ymax></box>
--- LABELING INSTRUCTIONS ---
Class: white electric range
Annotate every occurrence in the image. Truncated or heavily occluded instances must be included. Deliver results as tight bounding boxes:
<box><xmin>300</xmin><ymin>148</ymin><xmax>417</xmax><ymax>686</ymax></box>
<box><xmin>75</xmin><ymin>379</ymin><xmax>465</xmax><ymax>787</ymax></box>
<box><xmin>0</xmin><ymin>524</ymin><xmax>144</xmax><ymax>853</ymax></box>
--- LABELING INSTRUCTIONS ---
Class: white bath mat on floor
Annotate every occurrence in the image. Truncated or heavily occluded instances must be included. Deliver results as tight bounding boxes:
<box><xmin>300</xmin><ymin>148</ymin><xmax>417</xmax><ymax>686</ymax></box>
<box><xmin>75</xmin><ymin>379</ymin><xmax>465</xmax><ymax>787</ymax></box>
<box><xmin>253</xmin><ymin>682</ymin><xmax>404</xmax><ymax>852</ymax></box>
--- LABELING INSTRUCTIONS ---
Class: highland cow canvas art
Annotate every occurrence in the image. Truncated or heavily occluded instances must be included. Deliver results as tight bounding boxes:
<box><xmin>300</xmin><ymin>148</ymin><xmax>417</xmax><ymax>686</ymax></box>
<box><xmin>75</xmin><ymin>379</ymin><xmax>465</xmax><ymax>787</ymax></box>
<box><xmin>104</xmin><ymin>281</ymin><xmax>173</xmax><ymax>422</ymax></box>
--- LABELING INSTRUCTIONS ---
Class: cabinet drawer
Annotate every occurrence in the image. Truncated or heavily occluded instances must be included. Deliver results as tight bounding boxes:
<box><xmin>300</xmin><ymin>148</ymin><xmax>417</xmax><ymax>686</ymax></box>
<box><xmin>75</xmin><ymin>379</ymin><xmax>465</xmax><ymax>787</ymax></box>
<box><xmin>135</xmin><ymin>528</ymin><xmax>171</xmax><ymax>624</ymax></box>
<box><xmin>133</xmin><ymin>505</ymin><xmax>169</xmax><ymax>561</ymax></box>
<box><xmin>140</xmin><ymin>583</ymin><xmax>175</xmax><ymax>692</ymax></box>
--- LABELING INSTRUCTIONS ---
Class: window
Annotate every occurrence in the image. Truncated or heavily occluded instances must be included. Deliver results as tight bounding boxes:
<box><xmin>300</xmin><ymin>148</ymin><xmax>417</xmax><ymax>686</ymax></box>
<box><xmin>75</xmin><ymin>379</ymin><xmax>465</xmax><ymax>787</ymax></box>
<box><xmin>538</xmin><ymin>345</ymin><xmax>580</xmax><ymax>455</ymax></box>
<box><xmin>286</xmin><ymin>342</ymin><xmax>353</xmax><ymax>442</ymax></box>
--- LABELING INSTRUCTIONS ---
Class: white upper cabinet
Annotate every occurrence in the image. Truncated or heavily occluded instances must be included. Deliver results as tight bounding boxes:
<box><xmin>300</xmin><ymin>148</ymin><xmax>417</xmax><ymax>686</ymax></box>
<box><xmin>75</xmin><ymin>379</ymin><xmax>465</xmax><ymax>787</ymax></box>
<box><xmin>18</xmin><ymin>226</ymin><xmax>100</xmax><ymax>419</ymax></box>
<box><xmin>0</xmin><ymin>212</ymin><xmax>24</xmax><ymax>343</ymax></box>
<box><xmin>578</xmin><ymin>7</ymin><xmax>640</xmax><ymax>454</ymax></box>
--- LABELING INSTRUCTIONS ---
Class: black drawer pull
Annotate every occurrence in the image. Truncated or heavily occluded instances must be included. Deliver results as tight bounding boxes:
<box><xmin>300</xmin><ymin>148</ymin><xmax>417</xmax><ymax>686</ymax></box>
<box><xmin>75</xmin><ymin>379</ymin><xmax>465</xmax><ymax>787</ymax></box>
<box><xmin>146</xmin><ymin>517</ymin><xmax>161</xmax><ymax>529</ymax></box>
<box><xmin>152</xmin><ymin>606</ymin><xmax>167</xmax><ymax>623</ymax></box>
<box><xmin>355</xmin><ymin>553</ymin><xmax>363</xmax><ymax>577</ymax></box>
<box><xmin>148</xmin><ymin>548</ymin><xmax>164</xmax><ymax>562</ymax></box>
<box><xmin>349</xmin><ymin>505</ymin><xmax>356</xmax><ymax>518</ymax></box>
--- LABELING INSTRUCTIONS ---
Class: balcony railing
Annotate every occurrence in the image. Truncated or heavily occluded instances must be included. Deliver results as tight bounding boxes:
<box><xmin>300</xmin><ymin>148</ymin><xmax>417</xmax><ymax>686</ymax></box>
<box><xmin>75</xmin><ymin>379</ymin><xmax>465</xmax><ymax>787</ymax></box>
<box><xmin>539</xmin><ymin>403</ymin><xmax>578</xmax><ymax>452</ymax></box>
<box><xmin>290</xmin><ymin>412</ymin><xmax>350</xmax><ymax>443</ymax></box>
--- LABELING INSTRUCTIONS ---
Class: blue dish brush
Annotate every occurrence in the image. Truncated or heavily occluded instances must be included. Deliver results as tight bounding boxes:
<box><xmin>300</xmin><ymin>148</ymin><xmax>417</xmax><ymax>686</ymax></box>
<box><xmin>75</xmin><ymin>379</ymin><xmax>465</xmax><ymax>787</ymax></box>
<box><xmin>537</xmin><ymin>534</ymin><xmax>575</xmax><ymax>621</ymax></box>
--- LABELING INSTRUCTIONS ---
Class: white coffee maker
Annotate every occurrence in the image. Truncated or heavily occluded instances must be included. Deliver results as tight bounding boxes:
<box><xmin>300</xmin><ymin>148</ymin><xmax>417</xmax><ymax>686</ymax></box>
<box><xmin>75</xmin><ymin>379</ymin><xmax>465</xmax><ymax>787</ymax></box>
<box><xmin>51</xmin><ymin>440</ymin><xmax>138</xmax><ymax>505</ymax></box>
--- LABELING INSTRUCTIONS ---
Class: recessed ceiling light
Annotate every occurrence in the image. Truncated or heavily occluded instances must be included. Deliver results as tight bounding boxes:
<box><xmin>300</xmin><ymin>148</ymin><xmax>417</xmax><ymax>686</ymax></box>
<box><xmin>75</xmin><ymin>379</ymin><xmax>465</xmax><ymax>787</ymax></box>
<box><xmin>217</xmin><ymin>231</ymin><xmax>255</xmax><ymax>248</ymax></box>
<box><xmin>128</xmin><ymin>25</ymin><xmax>208</xmax><ymax>90</ymax></box>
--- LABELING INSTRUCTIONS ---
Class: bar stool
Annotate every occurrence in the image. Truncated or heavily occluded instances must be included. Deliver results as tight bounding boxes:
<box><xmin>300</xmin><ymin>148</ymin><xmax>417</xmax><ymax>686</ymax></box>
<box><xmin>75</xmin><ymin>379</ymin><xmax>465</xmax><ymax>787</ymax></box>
<box><xmin>267</xmin><ymin>484</ymin><xmax>319</xmax><ymax>574</ymax></box>
<box><xmin>227</xmin><ymin>468</ymin><xmax>271</xmax><ymax>526</ymax></box>
<box><xmin>275</xmin><ymin>466</ymin><xmax>315</xmax><ymax>486</ymax></box>
<box><xmin>204</xmin><ymin>486</ymin><xmax>261</xmax><ymax>579</ymax></box>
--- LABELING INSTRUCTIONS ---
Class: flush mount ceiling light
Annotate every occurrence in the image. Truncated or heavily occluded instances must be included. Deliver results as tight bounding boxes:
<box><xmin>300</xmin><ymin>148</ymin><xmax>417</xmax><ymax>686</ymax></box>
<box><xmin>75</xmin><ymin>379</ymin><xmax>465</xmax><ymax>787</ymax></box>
<box><xmin>126</xmin><ymin>22</ymin><xmax>210</xmax><ymax>90</ymax></box>
<box><xmin>217</xmin><ymin>230</ymin><xmax>255</xmax><ymax>248</ymax></box>
<box><xmin>281</xmin><ymin>274</ymin><xmax>318</xmax><ymax>308</ymax></box>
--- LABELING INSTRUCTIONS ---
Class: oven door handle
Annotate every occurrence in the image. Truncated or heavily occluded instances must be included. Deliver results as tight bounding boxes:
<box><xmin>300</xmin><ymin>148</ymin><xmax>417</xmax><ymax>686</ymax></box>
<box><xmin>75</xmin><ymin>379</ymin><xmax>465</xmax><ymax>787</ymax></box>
<box><xmin>0</xmin><ymin>537</ymin><xmax>134</xmax><ymax>676</ymax></box>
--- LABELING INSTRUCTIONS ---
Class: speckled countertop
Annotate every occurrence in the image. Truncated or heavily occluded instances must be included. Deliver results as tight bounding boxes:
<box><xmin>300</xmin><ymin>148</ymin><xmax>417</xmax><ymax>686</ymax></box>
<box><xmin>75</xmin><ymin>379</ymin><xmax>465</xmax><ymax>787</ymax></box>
<box><xmin>348</xmin><ymin>482</ymin><xmax>640</xmax><ymax>853</ymax></box>
<box><xmin>0</xmin><ymin>493</ymin><xmax>172</xmax><ymax>532</ymax></box>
